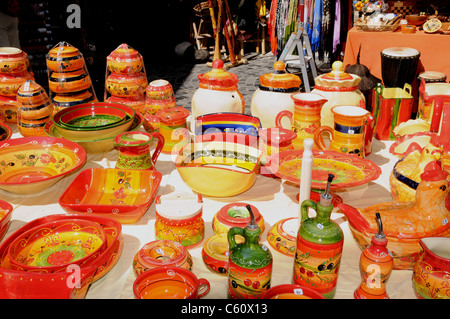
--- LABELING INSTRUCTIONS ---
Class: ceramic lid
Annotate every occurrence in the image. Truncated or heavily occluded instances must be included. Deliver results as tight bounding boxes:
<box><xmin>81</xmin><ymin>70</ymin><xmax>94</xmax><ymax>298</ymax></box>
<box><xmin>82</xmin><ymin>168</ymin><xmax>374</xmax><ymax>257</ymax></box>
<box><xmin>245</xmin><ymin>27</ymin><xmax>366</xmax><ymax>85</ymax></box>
<box><xmin>156</xmin><ymin>192</ymin><xmax>203</xmax><ymax>219</ymax></box>
<box><xmin>259</xmin><ymin>61</ymin><xmax>301</xmax><ymax>92</ymax></box>
<box><xmin>17</xmin><ymin>80</ymin><xmax>45</xmax><ymax>95</ymax></box>
<box><xmin>198</xmin><ymin>59</ymin><xmax>238</xmax><ymax>91</ymax></box>
<box><xmin>156</xmin><ymin>106</ymin><xmax>190</xmax><ymax>123</ymax></box>
<box><xmin>314</xmin><ymin>61</ymin><xmax>361</xmax><ymax>88</ymax></box>
<box><xmin>107</xmin><ymin>43</ymin><xmax>141</xmax><ymax>60</ymax></box>
<box><xmin>48</xmin><ymin>41</ymin><xmax>80</xmax><ymax>58</ymax></box>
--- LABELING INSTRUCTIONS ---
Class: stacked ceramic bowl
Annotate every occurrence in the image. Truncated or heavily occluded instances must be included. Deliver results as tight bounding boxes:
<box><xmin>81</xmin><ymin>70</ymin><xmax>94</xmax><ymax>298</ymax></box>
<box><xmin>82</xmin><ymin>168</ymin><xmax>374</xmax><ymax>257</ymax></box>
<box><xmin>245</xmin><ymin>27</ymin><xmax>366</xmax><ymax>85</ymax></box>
<box><xmin>16</xmin><ymin>80</ymin><xmax>54</xmax><ymax>137</ymax></box>
<box><xmin>0</xmin><ymin>47</ymin><xmax>34</xmax><ymax>123</ymax></box>
<box><xmin>105</xmin><ymin>44</ymin><xmax>147</xmax><ymax>114</ymax></box>
<box><xmin>44</xmin><ymin>102</ymin><xmax>143</xmax><ymax>154</ymax></box>
<box><xmin>46</xmin><ymin>42</ymin><xmax>97</xmax><ymax>111</ymax></box>
<box><xmin>144</xmin><ymin>79</ymin><xmax>176</xmax><ymax>115</ymax></box>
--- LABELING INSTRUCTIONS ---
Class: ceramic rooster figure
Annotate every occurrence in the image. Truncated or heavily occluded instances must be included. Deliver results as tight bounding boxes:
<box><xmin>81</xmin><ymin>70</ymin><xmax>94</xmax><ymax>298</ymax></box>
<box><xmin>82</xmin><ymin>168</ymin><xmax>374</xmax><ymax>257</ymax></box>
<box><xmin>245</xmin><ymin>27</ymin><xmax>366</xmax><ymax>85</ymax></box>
<box><xmin>338</xmin><ymin>169</ymin><xmax>450</xmax><ymax>270</ymax></box>
<box><xmin>390</xmin><ymin>136</ymin><xmax>443</xmax><ymax>202</ymax></box>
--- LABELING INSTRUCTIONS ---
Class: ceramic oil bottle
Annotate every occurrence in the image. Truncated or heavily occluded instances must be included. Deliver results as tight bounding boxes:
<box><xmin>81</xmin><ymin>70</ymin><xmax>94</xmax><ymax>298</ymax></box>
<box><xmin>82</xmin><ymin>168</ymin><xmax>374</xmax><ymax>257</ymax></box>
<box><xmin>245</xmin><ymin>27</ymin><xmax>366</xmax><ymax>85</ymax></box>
<box><xmin>354</xmin><ymin>213</ymin><xmax>393</xmax><ymax>299</ymax></box>
<box><xmin>227</xmin><ymin>205</ymin><xmax>272</xmax><ymax>299</ymax></box>
<box><xmin>293</xmin><ymin>174</ymin><xmax>343</xmax><ymax>299</ymax></box>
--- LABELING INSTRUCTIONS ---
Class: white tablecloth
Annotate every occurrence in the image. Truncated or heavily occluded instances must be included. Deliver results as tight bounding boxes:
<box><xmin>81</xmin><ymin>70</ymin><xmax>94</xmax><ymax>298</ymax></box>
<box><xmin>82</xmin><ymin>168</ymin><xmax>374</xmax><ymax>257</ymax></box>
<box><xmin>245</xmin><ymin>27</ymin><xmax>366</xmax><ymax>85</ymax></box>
<box><xmin>0</xmin><ymin>125</ymin><xmax>417</xmax><ymax>299</ymax></box>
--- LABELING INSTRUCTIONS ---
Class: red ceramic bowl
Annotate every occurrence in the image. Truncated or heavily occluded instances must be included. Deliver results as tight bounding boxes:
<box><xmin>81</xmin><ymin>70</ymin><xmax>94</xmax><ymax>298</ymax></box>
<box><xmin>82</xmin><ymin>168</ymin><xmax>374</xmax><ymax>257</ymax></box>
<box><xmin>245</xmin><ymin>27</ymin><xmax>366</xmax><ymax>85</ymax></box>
<box><xmin>262</xmin><ymin>284</ymin><xmax>325</xmax><ymax>299</ymax></box>
<box><xmin>58</xmin><ymin>105</ymin><xmax>127</xmax><ymax>129</ymax></box>
<box><xmin>0</xmin><ymin>200</ymin><xmax>13</xmax><ymax>242</ymax></box>
<box><xmin>8</xmin><ymin>218</ymin><xmax>108</xmax><ymax>273</ymax></box>
<box><xmin>133</xmin><ymin>266</ymin><xmax>210</xmax><ymax>299</ymax></box>
<box><xmin>0</xmin><ymin>136</ymin><xmax>86</xmax><ymax>194</ymax></box>
<box><xmin>59</xmin><ymin>168</ymin><xmax>162</xmax><ymax>224</ymax></box>
<box><xmin>0</xmin><ymin>122</ymin><xmax>12</xmax><ymax>141</ymax></box>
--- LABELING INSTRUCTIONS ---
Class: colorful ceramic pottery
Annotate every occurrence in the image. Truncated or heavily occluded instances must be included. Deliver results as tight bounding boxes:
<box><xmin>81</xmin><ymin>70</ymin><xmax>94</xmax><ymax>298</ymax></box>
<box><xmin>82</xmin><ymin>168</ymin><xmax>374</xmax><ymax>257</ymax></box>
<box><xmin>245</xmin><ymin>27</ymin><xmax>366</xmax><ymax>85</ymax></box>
<box><xmin>293</xmin><ymin>177</ymin><xmax>343</xmax><ymax>299</ymax></box>
<box><xmin>354</xmin><ymin>213</ymin><xmax>393</xmax><ymax>299</ymax></box>
<box><xmin>144</xmin><ymin>79</ymin><xmax>176</xmax><ymax>115</ymax></box>
<box><xmin>175</xmin><ymin>141</ymin><xmax>261</xmax><ymax>197</ymax></box>
<box><xmin>133</xmin><ymin>266</ymin><xmax>210</xmax><ymax>299</ymax></box>
<box><xmin>46</xmin><ymin>42</ymin><xmax>84</xmax><ymax>72</ymax></box>
<box><xmin>338</xmin><ymin>169</ymin><xmax>450</xmax><ymax>269</ymax></box>
<box><xmin>143</xmin><ymin>106</ymin><xmax>190</xmax><ymax>154</ymax></box>
<box><xmin>59</xmin><ymin>168</ymin><xmax>162</xmax><ymax>224</ymax></box>
<box><xmin>0</xmin><ymin>95</ymin><xmax>21</xmax><ymax>123</ymax></box>
<box><xmin>106</xmin><ymin>95</ymin><xmax>145</xmax><ymax>114</ymax></box>
<box><xmin>228</xmin><ymin>206</ymin><xmax>272</xmax><ymax>299</ymax></box>
<box><xmin>250</xmin><ymin>61</ymin><xmax>301</xmax><ymax>128</ymax></box>
<box><xmin>52</xmin><ymin>90</ymin><xmax>96</xmax><ymax>110</ymax></box>
<box><xmin>417</xmin><ymin>79</ymin><xmax>450</xmax><ymax>124</ymax></box>
<box><xmin>311</xmin><ymin>61</ymin><xmax>366</xmax><ymax>128</ymax></box>
<box><xmin>389</xmin><ymin>131</ymin><xmax>438</xmax><ymax>158</ymax></box>
<box><xmin>392</xmin><ymin>118</ymin><xmax>431</xmax><ymax>138</ymax></box>
<box><xmin>114</xmin><ymin>131</ymin><xmax>164</xmax><ymax>170</ymax></box>
<box><xmin>372</xmin><ymin>83</ymin><xmax>413</xmax><ymax>140</ymax></box>
<box><xmin>314</xmin><ymin>105</ymin><xmax>374</xmax><ymax>157</ymax></box>
<box><xmin>275</xmin><ymin>92</ymin><xmax>327</xmax><ymax>150</ymax></box>
<box><xmin>17</xmin><ymin>80</ymin><xmax>54</xmax><ymax>137</ymax></box>
<box><xmin>213</xmin><ymin>203</ymin><xmax>264</xmax><ymax>235</ymax></box>
<box><xmin>0</xmin><ymin>122</ymin><xmax>11</xmax><ymax>141</ymax></box>
<box><xmin>58</xmin><ymin>105</ymin><xmax>126</xmax><ymax>129</ymax></box>
<box><xmin>413</xmin><ymin>237</ymin><xmax>450</xmax><ymax>299</ymax></box>
<box><xmin>0</xmin><ymin>136</ymin><xmax>86</xmax><ymax>194</ymax></box>
<box><xmin>0</xmin><ymin>71</ymin><xmax>34</xmax><ymax>97</ymax></box>
<box><xmin>105</xmin><ymin>72</ymin><xmax>147</xmax><ymax>98</ymax></box>
<box><xmin>155</xmin><ymin>192</ymin><xmax>204</xmax><ymax>248</ymax></box>
<box><xmin>0</xmin><ymin>200</ymin><xmax>13</xmax><ymax>243</ymax></box>
<box><xmin>106</xmin><ymin>43</ymin><xmax>143</xmax><ymax>74</ymax></box>
<box><xmin>48</xmin><ymin>69</ymin><xmax>92</xmax><ymax>94</ymax></box>
<box><xmin>133</xmin><ymin>240</ymin><xmax>192</xmax><ymax>276</ymax></box>
<box><xmin>191</xmin><ymin>59</ymin><xmax>244</xmax><ymax>132</ymax></box>
<box><xmin>8</xmin><ymin>219</ymin><xmax>107</xmax><ymax>273</ymax></box>
<box><xmin>262</xmin><ymin>284</ymin><xmax>325</xmax><ymax>299</ymax></box>
<box><xmin>202</xmin><ymin>234</ymin><xmax>243</xmax><ymax>275</ymax></box>
<box><xmin>0</xmin><ymin>47</ymin><xmax>29</xmax><ymax>74</ymax></box>
<box><xmin>267</xmin><ymin>149</ymin><xmax>381</xmax><ymax>189</ymax></box>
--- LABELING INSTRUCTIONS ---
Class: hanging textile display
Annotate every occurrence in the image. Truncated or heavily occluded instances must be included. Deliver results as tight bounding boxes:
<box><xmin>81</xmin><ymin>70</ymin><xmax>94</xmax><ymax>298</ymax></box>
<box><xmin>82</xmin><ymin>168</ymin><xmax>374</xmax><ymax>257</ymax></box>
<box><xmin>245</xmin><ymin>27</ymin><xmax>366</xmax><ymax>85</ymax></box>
<box><xmin>332</xmin><ymin>0</ymin><xmax>341</xmax><ymax>54</ymax></box>
<box><xmin>309</xmin><ymin>0</ymin><xmax>322</xmax><ymax>53</ymax></box>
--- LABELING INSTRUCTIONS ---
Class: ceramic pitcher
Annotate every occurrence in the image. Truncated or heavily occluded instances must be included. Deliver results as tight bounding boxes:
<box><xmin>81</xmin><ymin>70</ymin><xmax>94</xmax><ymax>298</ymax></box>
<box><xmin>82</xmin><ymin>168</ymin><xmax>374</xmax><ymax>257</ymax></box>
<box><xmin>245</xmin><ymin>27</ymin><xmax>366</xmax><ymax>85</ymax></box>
<box><xmin>314</xmin><ymin>105</ymin><xmax>374</xmax><ymax>157</ymax></box>
<box><xmin>412</xmin><ymin>237</ymin><xmax>450</xmax><ymax>299</ymax></box>
<box><xmin>275</xmin><ymin>93</ymin><xmax>327</xmax><ymax>150</ymax></box>
<box><xmin>114</xmin><ymin>131</ymin><xmax>164</xmax><ymax>170</ymax></box>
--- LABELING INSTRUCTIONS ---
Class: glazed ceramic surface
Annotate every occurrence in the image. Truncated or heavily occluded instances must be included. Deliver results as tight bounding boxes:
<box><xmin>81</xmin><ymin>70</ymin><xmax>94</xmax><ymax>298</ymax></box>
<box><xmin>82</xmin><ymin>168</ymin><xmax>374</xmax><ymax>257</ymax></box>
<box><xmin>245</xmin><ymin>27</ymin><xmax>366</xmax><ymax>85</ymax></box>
<box><xmin>0</xmin><ymin>95</ymin><xmax>21</xmax><ymax>123</ymax></box>
<box><xmin>58</xmin><ymin>105</ymin><xmax>126</xmax><ymax>129</ymax></box>
<box><xmin>0</xmin><ymin>122</ymin><xmax>12</xmax><ymax>141</ymax></box>
<box><xmin>262</xmin><ymin>284</ymin><xmax>325</xmax><ymax>299</ymax></box>
<box><xmin>314</xmin><ymin>105</ymin><xmax>374</xmax><ymax>157</ymax></box>
<box><xmin>0</xmin><ymin>200</ymin><xmax>13</xmax><ymax>243</ymax></box>
<box><xmin>0</xmin><ymin>47</ymin><xmax>29</xmax><ymax>74</ymax></box>
<box><xmin>202</xmin><ymin>234</ymin><xmax>243</xmax><ymax>275</ymax></box>
<box><xmin>49</xmin><ymin>69</ymin><xmax>92</xmax><ymax>94</ymax></box>
<box><xmin>155</xmin><ymin>192</ymin><xmax>204</xmax><ymax>248</ymax></box>
<box><xmin>52</xmin><ymin>90</ymin><xmax>96</xmax><ymax>110</ymax></box>
<box><xmin>0</xmin><ymin>136</ymin><xmax>86</xmax><ymax>194</ymax></box>
<box><xmin>417</xmin><ymin>80</ymin><xmax>450</xmax><ymax>124</ymax></box>
<box><xmin>191</xmin><ymin>59</ymin><xmax>244</xmax><ymax>132</ymax></box>
<box><xmin>145</xmin><ymin>79</ymin><xmax>176</xmax><ymax>115</ymax></box>
<box><xmin>106</xmin><ymin>43</ymin><xmax>143</xmax><ymax>74</ymax></box>
<box><xmin>250</xmin><ymin>61</ymin><xmax>301</xmax><ymax>128</ymax></box>
<box><xmin>106</xmin><ymin>72</ymin><xmax>147</xmax><ymax>98</ymax></box>
<box><xmin>133</xmin><ymin>266</ymin><xmax>210</xmax><ymax>299</ymax></box>
<box><xmin>413</xmin><ymin>237</ymin><xmax>450</xmax><ymax>299</ymax></box>
<box><xmin>59</xmin><ymin>168</ymin><xmax>162</xmax><ymax>224</ymax></box>
<box><xmin>0</xmin><ymin>71</ymin><xmax>34</xmax><ymax>97</ymax></box>
<box><xmin>175</xmin><ymin>141</ymin><xmax>261</xmax><ymax>197</ymax></box>
<box><xmin>46</xmin><ymin>42</ymin><xmax>84</xmax><ymax>72</ymax></box>
<box><xmin>338</xmin><ymin>169</ymin><xmax>450</xmax><ymax>269</ymax></box>
<box><xmin>213</xmin><ymin>203</ymin><xmax>264</xmax><ymax>235</ymax></box>
<box><xmin>311</xmin><ymin>61</ymin><xmax>365</xmax><ymax>128</ymax></box>
<box><xmin>133</xmin><ymin>240</ymin><xmax>192</xmax><ymax>276</ymax></box>
<box><xmin>267</xmin><ymin>149</ymin><xmax>381</xmax><ymax>189</ymax></box>
<box><xmin>389</xmin><ymin>131</ymin><xmax>438</xmax><ymax>158</ymax></box>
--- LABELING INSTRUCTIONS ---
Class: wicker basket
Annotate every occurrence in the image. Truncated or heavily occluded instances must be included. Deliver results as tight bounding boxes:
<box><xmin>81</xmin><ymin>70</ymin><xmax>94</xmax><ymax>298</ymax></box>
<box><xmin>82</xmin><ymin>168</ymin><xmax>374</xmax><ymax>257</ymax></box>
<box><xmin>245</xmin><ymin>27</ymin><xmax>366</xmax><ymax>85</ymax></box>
<box><xmin>355</xmin><ymin>21</ymin><xmax>400</xmax><ymax>32</ymax></box>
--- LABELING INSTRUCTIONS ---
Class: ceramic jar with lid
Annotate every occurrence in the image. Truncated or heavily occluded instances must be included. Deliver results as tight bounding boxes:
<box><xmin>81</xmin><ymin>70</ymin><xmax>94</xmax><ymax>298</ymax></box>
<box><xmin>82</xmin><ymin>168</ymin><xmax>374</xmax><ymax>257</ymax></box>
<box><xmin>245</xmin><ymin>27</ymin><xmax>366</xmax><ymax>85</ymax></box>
<box><xmin>251</xmin><ymin>61</ymin><xmax>301</xmax><ymax>128</ymax></box>
<box><xmin>312</xmin><ymin>61</ymin><xmax>366</xmax><ymax>128</ymax></box>
<box><xmin>106</xmin><ymin>43</ymin><xmax>143</xmax><ymax>75</ymax></box>
<box><xmin>212</xmin><ymin>203</ymin><xmax>265</xmax><ymax>235</ymax></box>
<box><xmin>191</xmin><ymin>59</ymin><xmax>244</xmax><ymax>132</ymax></box>
<box><xmin>155</xmin><ymin>192</ymin><xmax>204</xmax><ymax>248</ymax></box>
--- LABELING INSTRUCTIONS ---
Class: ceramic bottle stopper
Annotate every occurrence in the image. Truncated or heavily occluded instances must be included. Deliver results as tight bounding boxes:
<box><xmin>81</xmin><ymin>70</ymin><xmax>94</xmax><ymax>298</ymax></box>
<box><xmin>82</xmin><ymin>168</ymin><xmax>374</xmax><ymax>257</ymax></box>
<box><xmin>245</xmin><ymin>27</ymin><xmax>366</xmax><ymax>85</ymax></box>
<box><xmin>354</xmin><ymin>213</ymin><xmax>393</xmax><ymax>299</ymax></box>
<box><xmin>293</xmin><ymin>174</ymin><xmax>344</xmax><ymax>299</ymax></box>
<box><xmin>227</xmin><ymin>205</ymin><xmax>272</xmax><ymax>299</ymax></box>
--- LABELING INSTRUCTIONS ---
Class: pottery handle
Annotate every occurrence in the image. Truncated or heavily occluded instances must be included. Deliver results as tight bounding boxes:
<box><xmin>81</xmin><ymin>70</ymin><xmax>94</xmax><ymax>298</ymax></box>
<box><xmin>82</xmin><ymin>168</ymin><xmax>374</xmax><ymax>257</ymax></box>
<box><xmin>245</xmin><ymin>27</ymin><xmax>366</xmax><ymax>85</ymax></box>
<box><xmin>228</xmin><ymin>226</ymin><xmax>245</xmax><ymax>250</ymax></box>
<box><xmin>196</xmin><ymin>278</ymin><xmax>211</xmax><ymax>298</ymax></box>
<box><xmin>430</xmin><ymin>97</ymin><xmax>444</xmax><ymax>133</ymax></box>
<box><xmin>301</xmin><ymin>199</ymin><xmax>317</xmax><ymax>223</ymax></box>
<box><xmin>275</xmin><ymin>110</ymin><xmax>293</xmax><ymax>128</ymax></box>
<box><xmin>313</xmin><ymin>126</ymin><xmax>333</xmax><ymax>150</ymax></box>
<box><xmin>364</xmin><ymin>113</ymin><xmax>375</xmax><ymax>156</ymax></box>
<box><xmin>151</xmin><ymin>132</ymin><xmax>165</xmax><ymax>164</ymax></box>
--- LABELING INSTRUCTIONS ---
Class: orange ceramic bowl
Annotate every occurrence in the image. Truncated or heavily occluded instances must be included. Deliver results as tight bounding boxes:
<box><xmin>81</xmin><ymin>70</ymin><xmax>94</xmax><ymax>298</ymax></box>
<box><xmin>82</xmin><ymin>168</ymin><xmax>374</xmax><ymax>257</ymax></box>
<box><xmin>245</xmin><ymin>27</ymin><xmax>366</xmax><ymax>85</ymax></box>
<box><xmin>0</xmin><ymin>122</ymin><xmax>12</xmax><ymax>141</ymax></box>
<box><xmin>8</xmin><ymin>219</ymin><xmax>107</xmax><ymax>273</ymax></box>
<box><xmin>133</xmin><ymin>240</ymin><xmax>192</xmax><ymax>276</ymax></box>
<box><xmin>59</xmin><ymin>168</ymin><xmax>162</xmax><ymax>224</ymax></box>
<box><xmin>0</xmin><ymin>71</ymin><xmax>34</xmax><ymax>96</ymax></box>
<box><xmin>175</xmin><ymin>141</ymin><xmax>261</xmax><ymax>197</ymax></box>
<box><xmin>0</xmin><ymin>136</ymin><xmax>86</xmax><ymax>194</ymax></box>
<box><xmin>49</xmin><ymin>69</ymin><xmax>92</xmax><ymax>94</ymax></box>
<box><xmin>46</xmin><ymin>44</ymin><xmax>84</xmax><ymax>72</ymax></box>
<box><xmin>52</xmin><ymin>90</ymin><xmax>96</xmax><ymax>110</ymax></box>
<box><xmin>262</xmin><ymin>284</ymin><xmax>325</xmax><ymax>299</ymax></box>
<box><xmin>0</xmin><ymin>47</ymin><xmax>29</xmax><ymax>74</ymax></box>
<box><xmin>133</xmin><ymin>266</ymin><xmax>210</xmax><ymax>299</ymax></box>
<box><xmin>106</xmin><ymin>72</ymin><xmax>147</xmax><ymax>97</ymax></box>
<box><xmin>58</xmin><ymin>105</ymin><xmax>127</xmax><ymax>129</ymax></box>
<box><xmin>107</xmin><ymin>43</ymin><xmax>143</xmax><ymax>74</ymax></box>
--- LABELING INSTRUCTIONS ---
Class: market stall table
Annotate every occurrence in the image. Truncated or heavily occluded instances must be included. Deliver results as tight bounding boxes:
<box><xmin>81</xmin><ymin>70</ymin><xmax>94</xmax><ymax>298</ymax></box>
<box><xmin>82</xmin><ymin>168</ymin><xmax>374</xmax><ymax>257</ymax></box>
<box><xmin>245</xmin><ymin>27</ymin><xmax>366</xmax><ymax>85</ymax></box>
<box><xmin>0</xmin><ymin>124</ymin><xmax>418</xmax><ymax>299</ymax></box>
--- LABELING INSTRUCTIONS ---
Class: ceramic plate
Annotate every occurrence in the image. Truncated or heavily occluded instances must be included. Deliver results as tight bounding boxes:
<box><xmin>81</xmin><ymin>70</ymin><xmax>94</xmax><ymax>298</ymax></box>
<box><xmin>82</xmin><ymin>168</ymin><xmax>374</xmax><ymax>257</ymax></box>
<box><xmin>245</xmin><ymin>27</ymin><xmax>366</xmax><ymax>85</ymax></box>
<box><xmin>267</xmin><ymin>149</ymin><xmax>382</xmax><ymax>189</ymax></box>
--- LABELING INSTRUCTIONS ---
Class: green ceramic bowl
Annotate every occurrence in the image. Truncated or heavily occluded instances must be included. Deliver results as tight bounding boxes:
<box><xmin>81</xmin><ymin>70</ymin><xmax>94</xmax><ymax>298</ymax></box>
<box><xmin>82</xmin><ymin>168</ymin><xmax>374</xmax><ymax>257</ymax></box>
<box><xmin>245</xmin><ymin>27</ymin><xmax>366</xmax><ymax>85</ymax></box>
<box><xmin>58</xmin><ymin>105</ymin><xmax>127</xmax><ymax>130</ymax></box>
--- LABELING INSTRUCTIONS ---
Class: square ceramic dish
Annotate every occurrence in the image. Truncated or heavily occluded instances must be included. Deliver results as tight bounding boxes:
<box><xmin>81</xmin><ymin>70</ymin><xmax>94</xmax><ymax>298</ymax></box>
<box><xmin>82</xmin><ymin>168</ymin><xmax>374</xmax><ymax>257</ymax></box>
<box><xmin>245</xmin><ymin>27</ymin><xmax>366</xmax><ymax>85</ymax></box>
<box><xmin>59</xmin><ymin>168</ymin><xmax>162</xmax><ymax>223</ymax></box>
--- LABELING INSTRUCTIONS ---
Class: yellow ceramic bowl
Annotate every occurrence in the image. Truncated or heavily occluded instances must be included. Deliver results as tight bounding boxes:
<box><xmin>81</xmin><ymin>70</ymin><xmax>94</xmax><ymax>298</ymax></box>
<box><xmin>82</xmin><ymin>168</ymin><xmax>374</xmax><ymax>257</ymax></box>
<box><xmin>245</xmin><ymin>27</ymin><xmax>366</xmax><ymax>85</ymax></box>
<box><xmin>175</xmin><ymin>141</ymin><xmax>261</xmax><ymax>197</ymax></box>
<box><xmin>0</xmin><ymin>136</ymin><xmax>86</xmax><ymax>194</ymax></box>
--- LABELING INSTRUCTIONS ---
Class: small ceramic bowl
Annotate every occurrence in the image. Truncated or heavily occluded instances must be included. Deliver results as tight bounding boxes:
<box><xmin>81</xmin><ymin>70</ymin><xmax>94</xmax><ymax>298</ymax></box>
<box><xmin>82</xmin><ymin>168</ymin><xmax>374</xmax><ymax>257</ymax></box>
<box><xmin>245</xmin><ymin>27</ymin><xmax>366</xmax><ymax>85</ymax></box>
<box><xmin>0</xmin><ymin>200</ymin><xmax>13</xmax><ymax>243</ymax></box>
<box><xmin>262</xmin><ymin>284</ymin><xmax>325</xmax><ymax>299</ymax></box>
<box><xmin>175</xmin><ymin>141</ymin><xmax>261</xmax><ymax>197</ymax></box>
<box><xmin>0</xmin><ymin>71</ymin><xmax>34</xmax><ymax>97</ymax></box>
<box><xmin>0</xmin><ymin>136</ymin><xmax>86</xmax><ymax>194</ymax></box>
<box><xmin>59</xmin><ymin>167</ymin><xmax>162</xmax><ymax>224</ymax></box>
<box><xmin>212</xmin><ymin>202</ymin><xmax>265</xmax><ymax>235</ymax></box>
<box><xmin>389</xmin><ymin>131</ymin><xmax>438</xmax><ymax>158</ymax></box>
<box><xmin>46</xmin><ymin>42</ymin><xmax>85</xmax><ymax>72</ymax></box>
<box><xmin>146</xmin><ymin>79</ymin><xmax>175</xmax><ymax>100</ymax></box>
<box><xmin>405</xmin><ymin>15</ymin><xmax>427</xmax><ymax>26</ymax></box>
<box><xmin>201</xmin><ymin>234</ymin><xmax>241</xmax><ymax>275</ymax></box>
<box><xmin>58</xmin><ymin>105</ymin><xmax>127</xmax><ymax>129</ymax></box>
<box><xmin>52</xmin><ymin>90</ymin><xmax>96</xmax><ymax>110</ymax></box>
<box><xmin>133</xmin><ymin>266</ymin><xmax>210</xmax><ymax>299</ymax></box>
<box><xmin>133</xmin><ymin>240</ymin><xmax>192</xmax><ymax>276</ymax></box>
<box><xmin>0</xmin><ymin>47</ymin><xmax>29</xmax><ymax>74</ymax></box>
<box><xmin>8</xmin><ymin>218</ymin><xmax>107</xmax><ymax>273</ymax></box>
<box><xmin>0</xmin><ymin>122</ymin><xmax>12</xmax><ymax>141</ymax></box>
<box><xmin>106</xmin><ymin>72</ymin><xmax>147</xmax><ymax>97</ymax></box>
<box><xmin>106</xmin><ymin>95</ymin><xmax>145</xmax><ymax>114</ymax></box>
<box><xmin>48</xmin><ymin>69</ymin><xmax>92</xmax><ymax>94</ymax></box>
